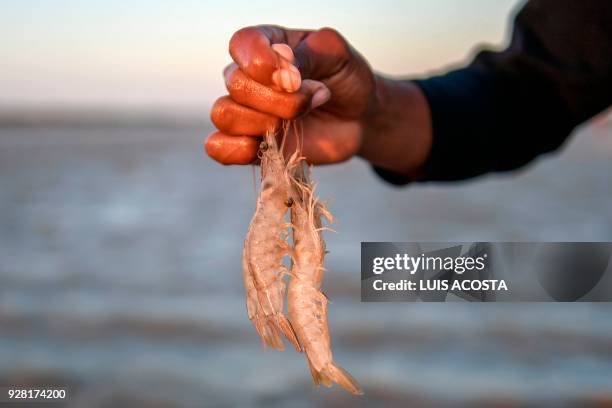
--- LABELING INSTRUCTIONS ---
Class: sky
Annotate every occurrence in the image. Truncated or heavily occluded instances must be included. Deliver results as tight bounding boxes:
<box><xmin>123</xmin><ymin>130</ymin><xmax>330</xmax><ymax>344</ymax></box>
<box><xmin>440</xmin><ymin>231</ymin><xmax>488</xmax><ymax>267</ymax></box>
<box><xmin>1</xmin><ymin>0</ymin><xmax>522</xmax><ymax>111</ymax></box>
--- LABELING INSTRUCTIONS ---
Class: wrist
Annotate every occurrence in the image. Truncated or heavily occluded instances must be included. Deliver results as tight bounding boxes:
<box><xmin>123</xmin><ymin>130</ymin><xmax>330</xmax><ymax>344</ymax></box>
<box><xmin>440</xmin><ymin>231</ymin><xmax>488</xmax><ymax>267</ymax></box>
<box><xmin>358</xmin><ymin>75</ymin><xmax>432</xmax><ymax>179</ymax></box>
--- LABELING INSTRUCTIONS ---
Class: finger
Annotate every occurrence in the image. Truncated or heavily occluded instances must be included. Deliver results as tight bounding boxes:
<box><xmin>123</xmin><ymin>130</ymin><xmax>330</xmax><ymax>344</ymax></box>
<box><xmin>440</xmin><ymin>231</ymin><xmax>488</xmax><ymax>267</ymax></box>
<box><xmin>271</xmin><ymin>44</ymin><xmax>301</xmax><ymax>92</ymax></box>
<box><xmin>205</xmin><ymin>131</ymin><xmax>259</xmax><ymax>165</ymax></box>
<box><xmin>292</xmin><ymin>27</ymin><xmax>351</xmax><ymax>80</ymax></box>
<box><xmin>229</xmin><ymin>26</ymin><xmax>350</xmax><ymax>87</ymax></box>
<box><xmin>210</xmin><ymin>96</ymin><xmax>281</xmax><ymax>135</ymax></box>
<box><xmin>225</xmin><ymin>59</ymin><xmax>300</xmax><ymax>95</ymax></box>
<box><xmin>229</xmin><ymin>26</ymin><xmax>308</xmax><ymax>88</ymax></box>
<box><xmin>225</xmin><ymin>65</ymin><xmax>331</xmax><ymax>119</ymax></box>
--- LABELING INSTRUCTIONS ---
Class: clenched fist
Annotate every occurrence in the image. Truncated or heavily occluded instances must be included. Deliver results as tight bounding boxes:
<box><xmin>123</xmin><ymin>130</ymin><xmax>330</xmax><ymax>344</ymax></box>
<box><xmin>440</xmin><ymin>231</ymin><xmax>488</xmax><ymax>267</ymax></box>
<box><xmin>206</xmin><ymin>25</ymin><xmax>432</xmax><ymax>179</ymax></box>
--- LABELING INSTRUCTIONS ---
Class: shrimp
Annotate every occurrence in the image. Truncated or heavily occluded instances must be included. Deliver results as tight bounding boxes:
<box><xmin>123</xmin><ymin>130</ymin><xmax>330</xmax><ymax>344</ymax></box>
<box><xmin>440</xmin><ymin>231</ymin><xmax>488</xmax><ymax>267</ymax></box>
<box><xmin>242</xmin><ymin>129</ymin><xmax>300</xmax><ymax>351</ymax></box>
<box><xmin>287</xmin><ymin>164</ymin><xmax>363</xmax><ymax>395</ymax></box>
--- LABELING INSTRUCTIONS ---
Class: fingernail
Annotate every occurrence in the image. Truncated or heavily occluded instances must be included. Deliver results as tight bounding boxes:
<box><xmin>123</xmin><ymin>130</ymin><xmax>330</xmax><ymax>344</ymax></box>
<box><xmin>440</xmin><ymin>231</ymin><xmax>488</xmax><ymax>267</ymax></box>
<box><xmin>271</xmin><ymin>43</ymin><xmax>295</xmax><ymax>64</ymax></box>
<box><xmin>286</xmin><ymin>65</ymin><xmax>301</xmax><ymax>92</ymax></box>
<box><xmin>223</xmin><ymin>64</ymin><xmax>236</xmax><ymax>85</ymax></box>
<box><xmin>272</xmin><ymin>70</ymin><xmax>281</xmax><ymax>89</ymax></box>
<box><xmin>272</xmin><ymin>66</ymin><xmax>301</xmax><ymax>93</ymax></box>
<box><xmin>310</xmin><ymin>87</ymin><xmax>331</xmax><ymax>109</ymax></box>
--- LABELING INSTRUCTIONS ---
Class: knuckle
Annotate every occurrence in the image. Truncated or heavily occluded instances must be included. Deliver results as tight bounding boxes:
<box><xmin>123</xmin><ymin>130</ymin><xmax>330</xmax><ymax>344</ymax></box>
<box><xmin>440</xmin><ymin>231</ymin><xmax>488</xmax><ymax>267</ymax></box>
<box><xmin>246</xmin><ymin>56</ymin><xmax>271</xmax><ymax>75</ymax></box>
<box><xmin>317</xmin><ymin>27</ymin><xmax>341</xmax><ymax>38</ymax></box>
<box><xmin>210</xmin><ymin>97</ymin><xmax>233</xmax><ymax>129</ymax></box>
<box><xmin>227</xmin><ymin>71</ymin><xmax>246</xmax><ymax>99</ymax></box>
<box><xmin>230</xmin><ymin>26</ymin><xmax>257</xmax><ymax>49</ymax></box>
<box><xmin>316</xmin><ymin>27</ymin><xmax>349</xmax><ymax>56</ymax></box>
<box><xmin>204</xmin><ymin>133</ymin><xmax>220</xmax><ymax>157</ymax></box>
<box><xmin>230</xmin><ymin>27</ymin><xmax>275</xmax><ymax>80</ymax></box>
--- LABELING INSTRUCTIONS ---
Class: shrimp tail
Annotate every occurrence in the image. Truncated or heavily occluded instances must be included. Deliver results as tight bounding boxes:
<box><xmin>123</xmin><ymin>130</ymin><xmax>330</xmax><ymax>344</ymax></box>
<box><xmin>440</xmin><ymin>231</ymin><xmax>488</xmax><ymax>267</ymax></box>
<box><xmin>314</xmin><ymin>360</ymin><xmax>364</xmax><ymax>395</ymax></box>
<box><xmin>327</xmin><ymin>362</ymin><xmax>364</xmax><ymax>395</ymax></box>
<box><xmin>306</xmin><ymin>357</ymin><xmax>330</xmax><ymax>388</ymax></box>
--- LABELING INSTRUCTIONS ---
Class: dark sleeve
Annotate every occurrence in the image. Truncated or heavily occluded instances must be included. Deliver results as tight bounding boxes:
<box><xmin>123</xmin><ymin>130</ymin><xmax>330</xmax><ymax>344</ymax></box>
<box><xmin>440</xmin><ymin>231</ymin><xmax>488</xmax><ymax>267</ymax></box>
<box><xmin>376</xmin><ymin>0</ymin><xmax>612</xmax><ymax>184</ymax></box>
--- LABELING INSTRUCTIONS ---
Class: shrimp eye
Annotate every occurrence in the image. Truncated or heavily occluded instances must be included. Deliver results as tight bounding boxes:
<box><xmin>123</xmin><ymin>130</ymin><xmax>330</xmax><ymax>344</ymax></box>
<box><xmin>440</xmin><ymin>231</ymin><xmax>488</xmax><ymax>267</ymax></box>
<box><xmin>259</xmin><ymin>141</ymin><xmax>269</xmax><ymax>152</ymax></box>
<box><xmin>285</xmin><ymin>197</ymin><xmax>294</xmax><ymax>207</ymax></box>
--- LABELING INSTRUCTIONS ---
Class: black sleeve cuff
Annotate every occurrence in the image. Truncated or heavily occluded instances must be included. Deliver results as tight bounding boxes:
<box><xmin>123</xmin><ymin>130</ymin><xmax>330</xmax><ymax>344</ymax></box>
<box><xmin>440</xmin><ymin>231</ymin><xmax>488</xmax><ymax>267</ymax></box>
<box><xmin>413</xmin><ymin>69</ymin><xmax>499</xmax><ymax>182</ymax></box>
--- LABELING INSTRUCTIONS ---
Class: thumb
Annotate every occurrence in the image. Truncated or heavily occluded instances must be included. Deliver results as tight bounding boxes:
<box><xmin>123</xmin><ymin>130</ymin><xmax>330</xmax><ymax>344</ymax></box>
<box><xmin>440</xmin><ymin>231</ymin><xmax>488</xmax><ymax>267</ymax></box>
<box><xmin>300</xmin><ymin>79</ymin><xmax>331</xmax><ymax>111</ymax></box>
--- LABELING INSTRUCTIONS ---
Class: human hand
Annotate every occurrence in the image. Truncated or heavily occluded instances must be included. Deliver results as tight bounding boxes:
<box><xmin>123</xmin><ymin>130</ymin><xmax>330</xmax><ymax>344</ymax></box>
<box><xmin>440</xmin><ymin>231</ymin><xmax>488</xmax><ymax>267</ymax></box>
<box><xmin>205</xmin><ymin>25</ymin><xmax>376</xmax><ymax>165</ymax></box>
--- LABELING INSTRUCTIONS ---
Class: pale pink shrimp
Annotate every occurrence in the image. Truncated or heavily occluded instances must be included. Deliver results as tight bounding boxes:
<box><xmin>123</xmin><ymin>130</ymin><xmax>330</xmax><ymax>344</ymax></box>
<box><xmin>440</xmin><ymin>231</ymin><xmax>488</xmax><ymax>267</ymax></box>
<box><xmin>287</xmin><ymin>167</ymin><xmax>363</xmax><ymax>395</ymax></box>
<box><xmin>242</xmin><ymin>130</ymin><xmax>300</xmax><ymax>351</ymax></box>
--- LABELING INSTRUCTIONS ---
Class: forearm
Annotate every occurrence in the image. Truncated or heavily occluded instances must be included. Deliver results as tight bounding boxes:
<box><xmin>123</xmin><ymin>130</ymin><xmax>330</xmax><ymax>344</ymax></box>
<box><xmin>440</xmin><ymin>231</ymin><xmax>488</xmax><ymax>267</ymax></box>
<box><xmin>358</xmin><ymin>75</ymin><xmax>432</xmax><ymax>180</ymax></box>
<box><xmin>361</xmin><ymin>0</ymin><xmax>611</xmax><ymax>184</ymax></box>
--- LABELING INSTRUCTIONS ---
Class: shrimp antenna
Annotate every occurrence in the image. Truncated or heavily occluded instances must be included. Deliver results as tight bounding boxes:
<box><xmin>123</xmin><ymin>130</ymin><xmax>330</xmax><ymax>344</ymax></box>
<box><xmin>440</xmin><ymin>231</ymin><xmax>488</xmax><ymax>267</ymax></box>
<box><xmin>293</xmin><ymin>119</ymin><xmax>302</xmax><ymax>157</ymax></box>
<box><xmin>299</xmin><ymin>120</ymin><xmax>305</xmax><ymax>156</ymax></box>
<box><xmin>279</xmin><ymin>120</ymin><xmax>291</xmax><ymax>157</ymax></box>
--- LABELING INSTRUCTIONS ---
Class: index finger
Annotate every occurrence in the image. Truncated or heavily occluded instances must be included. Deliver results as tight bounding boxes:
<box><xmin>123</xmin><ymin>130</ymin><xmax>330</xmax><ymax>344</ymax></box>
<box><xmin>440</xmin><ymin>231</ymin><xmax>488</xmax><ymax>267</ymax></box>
<box><xmin>229</xmin><ymin>25</ymin><xmax>308</xmax><ymax>86</ymax></box>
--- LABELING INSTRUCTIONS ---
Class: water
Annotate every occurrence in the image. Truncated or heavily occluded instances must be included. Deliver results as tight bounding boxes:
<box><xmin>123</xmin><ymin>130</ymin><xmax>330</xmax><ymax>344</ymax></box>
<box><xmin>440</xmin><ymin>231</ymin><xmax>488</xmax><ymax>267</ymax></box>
<box><xmin>1</xmin><ymin>120</ymin><xmax>611</xmax><ymax>407</ymax></box>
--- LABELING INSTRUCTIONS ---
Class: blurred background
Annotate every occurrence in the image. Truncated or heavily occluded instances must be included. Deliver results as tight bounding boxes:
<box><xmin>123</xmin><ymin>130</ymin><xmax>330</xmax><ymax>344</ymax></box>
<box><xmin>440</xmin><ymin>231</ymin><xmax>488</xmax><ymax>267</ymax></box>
<box><xmin>1</xmin><ymin>0</ymin><xmax>612</xmax><ymax>406</ymax></box>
